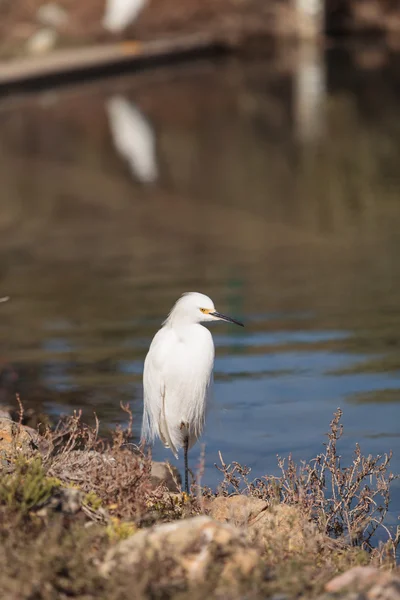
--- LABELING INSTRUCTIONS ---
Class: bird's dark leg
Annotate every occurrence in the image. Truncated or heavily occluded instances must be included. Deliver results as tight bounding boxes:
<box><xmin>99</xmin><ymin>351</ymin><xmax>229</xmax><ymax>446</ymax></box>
<box><xmin>184</xmin><ymin>434</ymin><xmax>189</xmax><ymax>495</ymax></box>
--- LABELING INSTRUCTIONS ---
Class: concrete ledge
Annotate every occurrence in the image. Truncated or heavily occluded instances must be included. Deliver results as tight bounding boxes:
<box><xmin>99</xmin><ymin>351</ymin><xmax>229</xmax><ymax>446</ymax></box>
<box><xmin>0</xmin><ymin>32</ymin><xmax>229</xmax><ymax>91</ymax></box>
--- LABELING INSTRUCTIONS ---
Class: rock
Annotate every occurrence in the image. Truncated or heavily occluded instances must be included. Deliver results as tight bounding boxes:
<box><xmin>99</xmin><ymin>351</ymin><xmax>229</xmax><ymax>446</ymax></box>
<box><xmin>369</xmin><ymin>577</ymin><xmax>400</xmax><ymax>600</ymax></box>
<box><xmin>38</xmin><ymin>487</ymin><xmax>85</xmax><ymax>516</ymax></box>
<box><xmin>100</xmin><ymin>516</ymin><xmax>263</xmax><ymax>588</ymax></box>
<box><xmin>36</xmin><ymin>486</ymin><xmax>108</xmax><ymax>523</ymax></box>
<box><xmin>208</xmin><ymin>496</ymin><xmax>309</xmax><ymax>551</ymax></box>
<box><xmin>0</xmin><ymin>417</ymin><xmax>37</xmax><ymax>462</ymax></box>
<box><xmin>324</xmin><ymin>569</ymin><xmax>400</xmax><ymax>600</ymax></box>
<box><xmin>325</xmin><ymin>567</ymin><xmax>390</xmax><ymax>593</ymax></box>
<box><xmin>37</xmin><ymin>3</ymin><xmax>68</xmax><ymax>28</ymax></box>
<box><xmin>26</xmin><ymin>28</ymin><xmax>58</xmax><ymax>55</ymax></box>
<box><xmin>22</xmin><ymin>425</ymin><xmax>50</xmax><ymax>456</ymax></box>
<box><xmin>0</xmin><ymin>417</ymin><xmax>50</xmax><ymax>467</ymax></box>
<box><xmin>36</xmin><ymin>487</ymin><xmax>110</xmax><ymax>523</ymax></box>
<box><xmin>150</xmin><ymin>461</ymin><xmax>181</xmax><ymax>492</ymax></box>
<box><xmin>207</xmin><ymin>494</ymin><xmax>268</xmax><ymax>526</ymax></box>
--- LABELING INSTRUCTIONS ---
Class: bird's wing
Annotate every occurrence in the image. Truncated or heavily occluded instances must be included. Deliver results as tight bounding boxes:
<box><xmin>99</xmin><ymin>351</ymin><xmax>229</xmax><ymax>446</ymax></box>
<box><xmin>141</xmin><ymin>328</ymin><xmax>178</xmax><ymax>458</ymax></box>
<box><xmin>159</xmin><ymin>385</ymin><xmax>178</xmax><ymax>458</ymax></box>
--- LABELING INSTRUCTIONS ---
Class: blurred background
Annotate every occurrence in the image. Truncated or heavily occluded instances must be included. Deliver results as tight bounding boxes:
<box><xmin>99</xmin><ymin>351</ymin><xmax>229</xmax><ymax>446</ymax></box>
<box><xmin>0</xmin><ymin>0</ymin><xmax>400</xmax><ymax>533</ymax></box>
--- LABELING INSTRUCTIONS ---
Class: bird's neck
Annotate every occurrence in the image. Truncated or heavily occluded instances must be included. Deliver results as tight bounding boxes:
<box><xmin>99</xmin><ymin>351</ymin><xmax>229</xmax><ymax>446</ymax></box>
<box><xmin>165</xmin><ymin>318</ymin><xmax>204</xmax><ymax>335</ymax></box>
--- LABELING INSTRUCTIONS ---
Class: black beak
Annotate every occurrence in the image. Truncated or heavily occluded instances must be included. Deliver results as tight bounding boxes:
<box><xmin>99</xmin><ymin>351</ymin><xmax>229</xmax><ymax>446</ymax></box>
<box><xmin>210</xmin><ymin>311</ymin><xmax>244</xmax><ymax>327</ymax></box>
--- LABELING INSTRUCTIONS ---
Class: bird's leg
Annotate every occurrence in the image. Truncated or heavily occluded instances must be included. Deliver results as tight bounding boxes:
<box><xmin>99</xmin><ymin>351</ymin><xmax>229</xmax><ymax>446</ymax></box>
<box><xmin>184</xmin><ymin>434</ymin><xmax>189</xmax><ymax>495</ymax></box>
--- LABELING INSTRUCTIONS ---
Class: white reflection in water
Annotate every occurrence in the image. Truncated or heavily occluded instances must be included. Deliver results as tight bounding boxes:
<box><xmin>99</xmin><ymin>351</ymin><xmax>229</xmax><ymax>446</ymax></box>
<box><xmin>106</xmin><ymin>95</ymin><xmax>158</xmax><ymax>184</ymax></box>
<box><xmin>294</xmin><ymin>44</ymin><xmax>326</xmax><ymax>142</ymax></box>
<box><xmin>102</xmin><ymin>0</ymin><xmax>147</xmax><ymax>33</ymax></box>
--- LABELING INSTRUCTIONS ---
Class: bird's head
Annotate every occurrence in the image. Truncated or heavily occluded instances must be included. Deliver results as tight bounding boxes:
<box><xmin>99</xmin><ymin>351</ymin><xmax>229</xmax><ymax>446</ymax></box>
<box><xmin>166</xmin><ymin>292</ymin><xmax>244</xmax><ymax>327</ymax></box>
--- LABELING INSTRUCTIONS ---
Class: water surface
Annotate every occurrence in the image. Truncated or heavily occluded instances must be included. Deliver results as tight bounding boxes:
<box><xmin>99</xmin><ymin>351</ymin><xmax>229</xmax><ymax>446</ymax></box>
<box><xmin>0</xmin><ymin>46</ymin><xmax>400</xmax><ymax>536</ymax></box>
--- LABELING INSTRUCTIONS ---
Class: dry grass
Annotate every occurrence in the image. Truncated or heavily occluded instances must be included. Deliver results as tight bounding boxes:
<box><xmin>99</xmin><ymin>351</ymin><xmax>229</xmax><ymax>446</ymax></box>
<box><xmin>215</xmin><ymin>409</ymin><xmax>399</xmax><ymax>563</ymax></box>
<box><xmin>42</xmin><ymin>403</ymin><xmax>154</xmax><ymax>521</ymax></box>
<box><xmin>0</xmin><ymin>405</ymin><xmax>398</xmax><ymax>599</ymax></box>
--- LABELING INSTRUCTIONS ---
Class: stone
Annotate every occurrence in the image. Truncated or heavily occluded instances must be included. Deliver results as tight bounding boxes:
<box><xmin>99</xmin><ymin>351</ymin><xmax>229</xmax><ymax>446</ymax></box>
<box><xmin>36</xmin><ymin>486</ymin><xmax>107</xmax><ymax>524</ymax></box>
<box><xmin>207</xmin><ymin>496</ymin><xmax>309</xmax><ymax>551</ymax></box>
<box><xmin>38</xmin><ymin>487</ymin><xmax>85</xmax><ymax>516</ymax></box>
<box><xmin>207</xmin><ymin>494</ymin><xmax>268</xmax><ymax>526</ymax></box>
<box><xmin>325</xmin><ymin>567</ymin><xmax>389</xmax><ymax>593</ymax></box>
<box><xmin>0</xmin><ymin>416</ymin><xmax>50</xmax><ymax>466</ymax></box>
<box><xmin>100</xmin><ymin>515</ymin><xmax>263</xmax><ymax>587</ymax></box>
<box><xmin>0</xmin><ymin>416</ymin><xmax>37</xmax><ymax>462</ymax></box>
<box><xmin>324</xmin><ymin>570</ymin><xmax>400</xmax><ymax>600</ymax></box>
<box><xmin>368</xmin><ymin>577</ymin><xmax>400</xmax><ymax>600</ymax></box>
<box><xmin>150</xmin><ymin>461</ymin><xmax>181</xmax><ymax>492</ymax></box>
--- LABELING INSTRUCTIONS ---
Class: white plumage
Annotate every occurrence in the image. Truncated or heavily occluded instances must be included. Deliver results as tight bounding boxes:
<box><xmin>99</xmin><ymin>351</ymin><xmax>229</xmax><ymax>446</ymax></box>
<box><xmin>141</xmin><ymin>292</ymin><xmax>243</xmax><ymax>493</ymax></box>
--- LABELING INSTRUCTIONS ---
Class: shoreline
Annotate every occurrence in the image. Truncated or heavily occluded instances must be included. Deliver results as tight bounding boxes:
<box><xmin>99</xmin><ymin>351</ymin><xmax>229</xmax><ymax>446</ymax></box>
<box><xmin>0</xmin><ymin>405</ymin><xmax>398</xmax><ymax>599</ymax></box>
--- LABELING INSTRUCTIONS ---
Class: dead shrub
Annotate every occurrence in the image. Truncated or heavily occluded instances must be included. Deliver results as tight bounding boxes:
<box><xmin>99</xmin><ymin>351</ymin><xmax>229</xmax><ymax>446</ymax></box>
<box><xmin>215</xmin><ymin>409</ymin><xmax>399</xmax><ymax>559</ymax></box>
<box><xmin>44</xmin><ymin>404</ymin><xmax>153</xmax><ymax>521</ymax></box>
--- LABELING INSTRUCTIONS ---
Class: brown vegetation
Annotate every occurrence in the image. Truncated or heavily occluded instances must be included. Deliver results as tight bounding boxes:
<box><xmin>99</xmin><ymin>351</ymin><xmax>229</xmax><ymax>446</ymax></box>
<box><xmin>0</xmin><ymin>403</ymin><xmax>398</xmax><ymax>599</ymax></box>
<box><xmin>216</xmin><ymin>409</ymin><xmax>398</xmax><ymax>554</ymax></box>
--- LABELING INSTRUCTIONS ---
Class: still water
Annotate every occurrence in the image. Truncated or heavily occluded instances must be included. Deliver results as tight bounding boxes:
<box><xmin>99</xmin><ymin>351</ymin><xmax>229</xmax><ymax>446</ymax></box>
<box><xmin>0</xmin><ymin>46</ymin><xmax>399</xmax><ymax>532</ymax></box>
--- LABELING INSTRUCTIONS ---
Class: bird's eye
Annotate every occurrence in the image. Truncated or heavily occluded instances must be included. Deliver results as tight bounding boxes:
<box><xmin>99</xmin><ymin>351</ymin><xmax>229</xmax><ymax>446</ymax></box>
<box><xmin>200</xmin><ymin>308</ymin><xmax>207</xmax><ymax>313</ymax></box>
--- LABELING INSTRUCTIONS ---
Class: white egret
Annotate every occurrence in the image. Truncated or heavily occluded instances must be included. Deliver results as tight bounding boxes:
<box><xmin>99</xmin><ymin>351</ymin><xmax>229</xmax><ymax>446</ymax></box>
<box><xmin>141</xmin><ymin>292</ymin><xmax>244</xmax><ymax>494</ymax></box>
